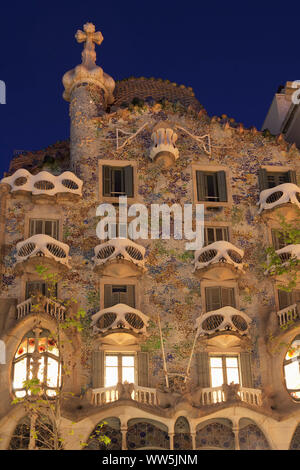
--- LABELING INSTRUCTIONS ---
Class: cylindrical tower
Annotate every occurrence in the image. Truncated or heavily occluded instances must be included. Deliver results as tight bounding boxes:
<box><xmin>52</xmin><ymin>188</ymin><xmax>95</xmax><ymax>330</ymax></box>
<box><xmin>62</xmin><ymin>23</ymin><xmax>115</xmax><ymax>177</ymax></box>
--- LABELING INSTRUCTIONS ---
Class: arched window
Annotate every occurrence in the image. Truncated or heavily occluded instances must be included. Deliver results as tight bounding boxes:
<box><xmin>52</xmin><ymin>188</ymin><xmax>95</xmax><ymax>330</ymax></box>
<box><xmin>289</xmin><ymin>423</ymin><xmax>300</xmax><ymax>450</ymax></box>
<box><xmin>238</xmin><ymin>418</ymin><xmax>270</xmax><ymax>450</ymax></box>
<box><xmin>85</xmin><ymin>418</ymin><xmax>122</xmax><ymax>450</ymax></box>
<box><xmin>8</xmin><ymin>415</ymin><xmax>60</xmax><ymax>450</ymax></box>
<box><xmin>12</xmin><ymin>328</ymin><xmax>61</xmax><ymax>398</ymax></box>
<box><xmin>127</xmin><ymin>419</ymin><xmax>170</xmax><ymax>450</ymax></box>
<box><xmin>284</xmin><ymin>335</ymin><xmax>300</xmax><ymax>401</ymax></box>
<box><xmin>174</xmin><ymin>416</ymin><xmax>192</xmax><ymax>450</ymax></box>
<box><xmin>196</xmin><ymin>419</ymin><xmax>234</xmax><ymax>450</ymax></box>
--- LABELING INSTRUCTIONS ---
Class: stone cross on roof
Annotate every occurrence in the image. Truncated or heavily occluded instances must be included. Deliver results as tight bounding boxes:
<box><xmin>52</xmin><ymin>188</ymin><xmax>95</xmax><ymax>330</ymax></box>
<box><xmin>75</xmin><ymin>22</ymin><xmax>103</xmax><ymax>68</ymax></box>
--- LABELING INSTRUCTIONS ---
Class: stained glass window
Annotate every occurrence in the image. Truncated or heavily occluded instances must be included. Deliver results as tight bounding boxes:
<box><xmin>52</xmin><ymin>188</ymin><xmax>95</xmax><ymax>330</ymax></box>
<box><xmin>85</xmin><ymin>419</ymin><xmax>122</xmax><ymax>450</ymax></box>
<box><xmin>8</xmin><ymin>415</ymin><xmax>61</xmax><ymax>450</ymax></box>
<box><xmin>239</xmin><ymin>422</ymin><xmax>270</xmax><ymax>450</ymax></box>
<box><xmin>12</xmin><ymin>329</ymin><xmax>61</xmax><ymax>398</ymax></box>
<box><xmin>284</xmin><ymin>335</ymin><xmax>300</xmax><ymax>401</ymax></box>
<box><xmin>196</xmin><ymin>421</ymin><xmax>235</xmax><ymax>449</ymax></box>
<box><xmin>127</xmin><ymin>420</ymin><xmax>170</xmax><ymax>450</ymax></box>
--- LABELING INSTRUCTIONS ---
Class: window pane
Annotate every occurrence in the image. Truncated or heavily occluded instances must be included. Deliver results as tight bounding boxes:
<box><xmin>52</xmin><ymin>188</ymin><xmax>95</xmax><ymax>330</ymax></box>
<box><xmin>226</xmin><ymin>368</ymin><xmax>240</xmax><ymax>384</ymax></box>
<box><xmin>122</xmin><ymin>367</ymin><xmax>135</xmax><ymax>384</ymax></box>
<box><xmin>47</xmin><ymin>357</ymin><xmax>59</xmax><ymax>387</ymax></box>
<box><xmin>285</xmin><ymin>338</ymin><xmax>300</xmax><ymax>360</ymax></box>
<box><xmin>285</xmin><ymin>361</ymin><xmax>300</xmax><ymax>390</ymax></box>
<box><xmin>13</xmin><ymin>358</ymin><xmax>27</xmax><ymax>389</ymax></box>
<box><xmin>226</xmin><ymin>357</ymin><xmax>238</xmax><ymax>368</ymax></box>
<box><xmin>122</xmin><ymin>356</ymin><xmax>134</xmax><ymax>366</ymax></box>
<box><xmin>106</xmin><ymin>356</ymin><xmax>118</xmax><ymax>366</ymax></box>
<box><xmin>15</xmin><ymin>339</ymin><xmax>28</xmax><ymax>358</ymax></box>
<box><xmin>210</xmin><ymin>357</ymin><xmax>222</xmax><ymax>367</ymax></box>
<box><xmin>105</xmin><ymin>367</ymin><xmax>118</xmax><ymax>387</ymax></box>
<box><xmin>211</xmin><ymin>368</ymin><xmax>224</xmax><ymax>387</ymax></box>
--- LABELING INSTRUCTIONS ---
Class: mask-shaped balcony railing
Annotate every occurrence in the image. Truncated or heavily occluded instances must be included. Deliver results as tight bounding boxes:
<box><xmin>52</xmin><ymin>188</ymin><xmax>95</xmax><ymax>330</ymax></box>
<box><xmin>93</xmin><ymin>238</ymin><xmax>146</xmax><ymax>276</ymax></box>
<box><xmin>0</xmin><ymin>169</ymin><xmax>83</xmax><ymax>197</ymax></box>
<box><xmin>276</xmin><ymin>244</ymin><xmax>300</xmax><ymax>265</ymax></box>
<box><xmin>193</xmin><ymin>241</ymin><xmax>244</xmax><ymax>273</ymax></box>
<box><xmin>257</xmin><ymin>183</ymin><xmax>300</xmax><ymax>213</ymax></box>
<box><xmin>16</xmin><ymin>234</ymin><xmax>71</xmax><ymax>268</ymax></box>
<box><xmin>16</xmin><ymin>296</ymin><xmax>66</xmax><ymax>322</ymax></box>
<box><xmin>195</xmin><ymin>306</ymin><xmax>251</xmax><ymax>336</ymax></box>
<box><xmin>92</xmin><ymin>303</ymin><xmax>150</xmax><ymax>336</ymax></box>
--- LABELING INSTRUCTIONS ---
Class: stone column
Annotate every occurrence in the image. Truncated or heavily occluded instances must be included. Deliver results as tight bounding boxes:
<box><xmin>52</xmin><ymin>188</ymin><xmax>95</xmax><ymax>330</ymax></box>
<box><xmin>191</xmin><ymin>431</ymin><xmax>196</xmax><ymax>450</ymax></box>
<box><xmin>232</xmin><ymin>424</ymin><xmax>240</xmax><ymax>450</ymax></box>
<box><xmin>169</xmin><ymin>432</ymin><xmax>174</xmax><ymax>450</ymax></box>
<box><xmin>121</xmin><ymin>426</ymin><xmax>127</xmax><ymax>450</ymax></box>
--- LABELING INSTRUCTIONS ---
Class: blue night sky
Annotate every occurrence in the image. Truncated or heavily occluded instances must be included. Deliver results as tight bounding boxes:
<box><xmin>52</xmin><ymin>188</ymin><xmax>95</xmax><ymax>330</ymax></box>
<box><xmin>0</xmin><ymin>1</ymin><xmax>300</xmax><ymax>177</ymax></box>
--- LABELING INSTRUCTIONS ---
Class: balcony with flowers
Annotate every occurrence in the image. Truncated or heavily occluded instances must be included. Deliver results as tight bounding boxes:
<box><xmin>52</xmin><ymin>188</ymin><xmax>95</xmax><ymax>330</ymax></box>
<box><xmin>93</xmin><ymin>238</ymin><xmax>146</xmax><ymax>277</ymax></box>
<box><xmin>0</xmin><ymin>169</ymin><xmax>83</xmax><ymax>203</ymax></box>
<box><xmin>193</xmin><ymin>241</ymin><xmax>245</xmax><ymax>280</ymax></box>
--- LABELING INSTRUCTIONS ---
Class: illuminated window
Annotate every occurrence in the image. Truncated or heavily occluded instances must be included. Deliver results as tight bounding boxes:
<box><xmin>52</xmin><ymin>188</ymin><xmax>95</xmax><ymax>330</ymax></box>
<box><xmin>12</xmin><ymin>329</ymin><xmax>61</xmax><ymax>398</ymax></box>
<box><xmin>210</xmin><ymin>356</ymin><xmax>240</xmax><ymax>387</ymax></box>
<box><xmin>105</xmin><ymin>354</ymin><xmax>135</xmax><ymax>387</ymax></box>
<box><xmin>284</xmin><ymin>335</ymin><xmax>300</xmax><ymax>401</ymax></box>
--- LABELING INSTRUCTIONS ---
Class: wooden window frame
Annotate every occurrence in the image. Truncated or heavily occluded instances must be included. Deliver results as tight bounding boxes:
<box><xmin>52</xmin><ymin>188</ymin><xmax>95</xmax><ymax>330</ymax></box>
<box><xmin>104</xmin><ymin>353</ymin><xmax>136</xmax><ymax>386</ymax></box>
<box><xmin>100</xmin><ymin>278</ymin><xmax>139</xmax><ymax>310</ymax></box>
<box><xmin>258</xmin><ymin>166</ymin><xmax>297</xmax><ymax>191</ymax></box>
<box><xmin>104</xmin><ymin>284</ymin><xmax>136</xmax><ymax>309</ymax></box>
<box><xmin>192</xmin><ymin>164</ymin><xmax>232</xmax><ymax>208</ymax></box>
<box><xmin>204</xmin><ymin>226</ymin><xmax>230</xmax><ymax>246</ymax></box>
<box><xmin>205</xmin><ymin>286</ymin><xmax>236</xmax><ymax>312</ymax></box>
<box><xmin>29</xmin><ymin>218</ymin><xmax>59</xmax><ymax>240</ymax></box>
<box><xmin>99</xmin><ymin>160</ymin><xmax>138</xmax><ymax>204</ymax></box>
<box><xmin>209</xmin><ymin>355</ymin><xmax>240</xmax><ymax>387</ymax></box>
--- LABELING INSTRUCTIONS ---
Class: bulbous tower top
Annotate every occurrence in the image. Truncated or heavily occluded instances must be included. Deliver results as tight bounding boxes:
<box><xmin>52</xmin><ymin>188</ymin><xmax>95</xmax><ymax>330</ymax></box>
<box><xmin>62</xmin><ymin>22</ymin><xmax>115</xmax><ymax>105</ymax></box>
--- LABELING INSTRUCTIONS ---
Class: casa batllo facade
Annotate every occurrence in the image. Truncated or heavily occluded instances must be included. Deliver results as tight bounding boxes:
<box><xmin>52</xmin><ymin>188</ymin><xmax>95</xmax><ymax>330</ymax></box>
<box><xmin>0</xmin><ymin>23</ymin><xmax>300</xmax><ymax>450</ymax></box>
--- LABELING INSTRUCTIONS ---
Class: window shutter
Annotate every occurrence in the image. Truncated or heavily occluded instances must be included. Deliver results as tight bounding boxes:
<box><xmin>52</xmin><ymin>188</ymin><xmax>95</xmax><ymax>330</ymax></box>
<box><xmin>196</xmin><ymin>352</ymin><xmax>210</xmax><ymax>388</ymax></box>
<box><xmin>126</xmin><ymin>285</ymin><xmax>135</xmax><ymax>308</ymax></box>
<box><xmin>240</xmin><ymin>352</ymin><xmax>253</xmax><ymax>388</ymax></box>
<box><xmin>103</xmin><ymin>166</ymin><xmax>112</xmax><ymax>196</ymax></box>
<box><xmin>217</xmin><ymin>171</ymin><xmax>228</xmax><ymax>202</ymax></box>
<box><xmin>221</xmin><ymin>287</ymin><xmax>235</xmax><ymax>308</ymax></box>
<box><xmin>206</xmin><ymin>287</ymin><xmax>221</xmax><ymax>311</ymax></box>
<box><xmin>196</xmin><ymin>171</ymin><xmax>206</xmax><ymax>201</ymax></box>
<box><xmin>271</xmin><ymin>229</ymin><xmax>279</xmax><ymax>250</ymax></box>
<box><xmin>124</xmin><ymin>166</ymin><xmax>134</xmax><ymax>197</ymax></box>
<box><xmin>92</xmin><ymin>351</ymin><xmax>104</xmax><ymax>388</ymax></box>
<box><xmin>137</xmin><ymin>352</ymin><xmax>149</xmax><ymax>387</ymax></box>
<box><xmin>104</xmin><ymin>285</ymin><xmax>112</xmax><ymax>308</ymax></box>
<box><xmin>278</xmin><ymin>289</ymin><xmax>292</xmax><ymax>310</ymax></box>
<box><xmin>258</xmin><ymin>168</ymin><xmax>268</xmax><ymax>191</ymax></box>
<box><xmin>288</xmin><ymin>170</ymin><xmax>297</xmax><ymax>185</ymax></box>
